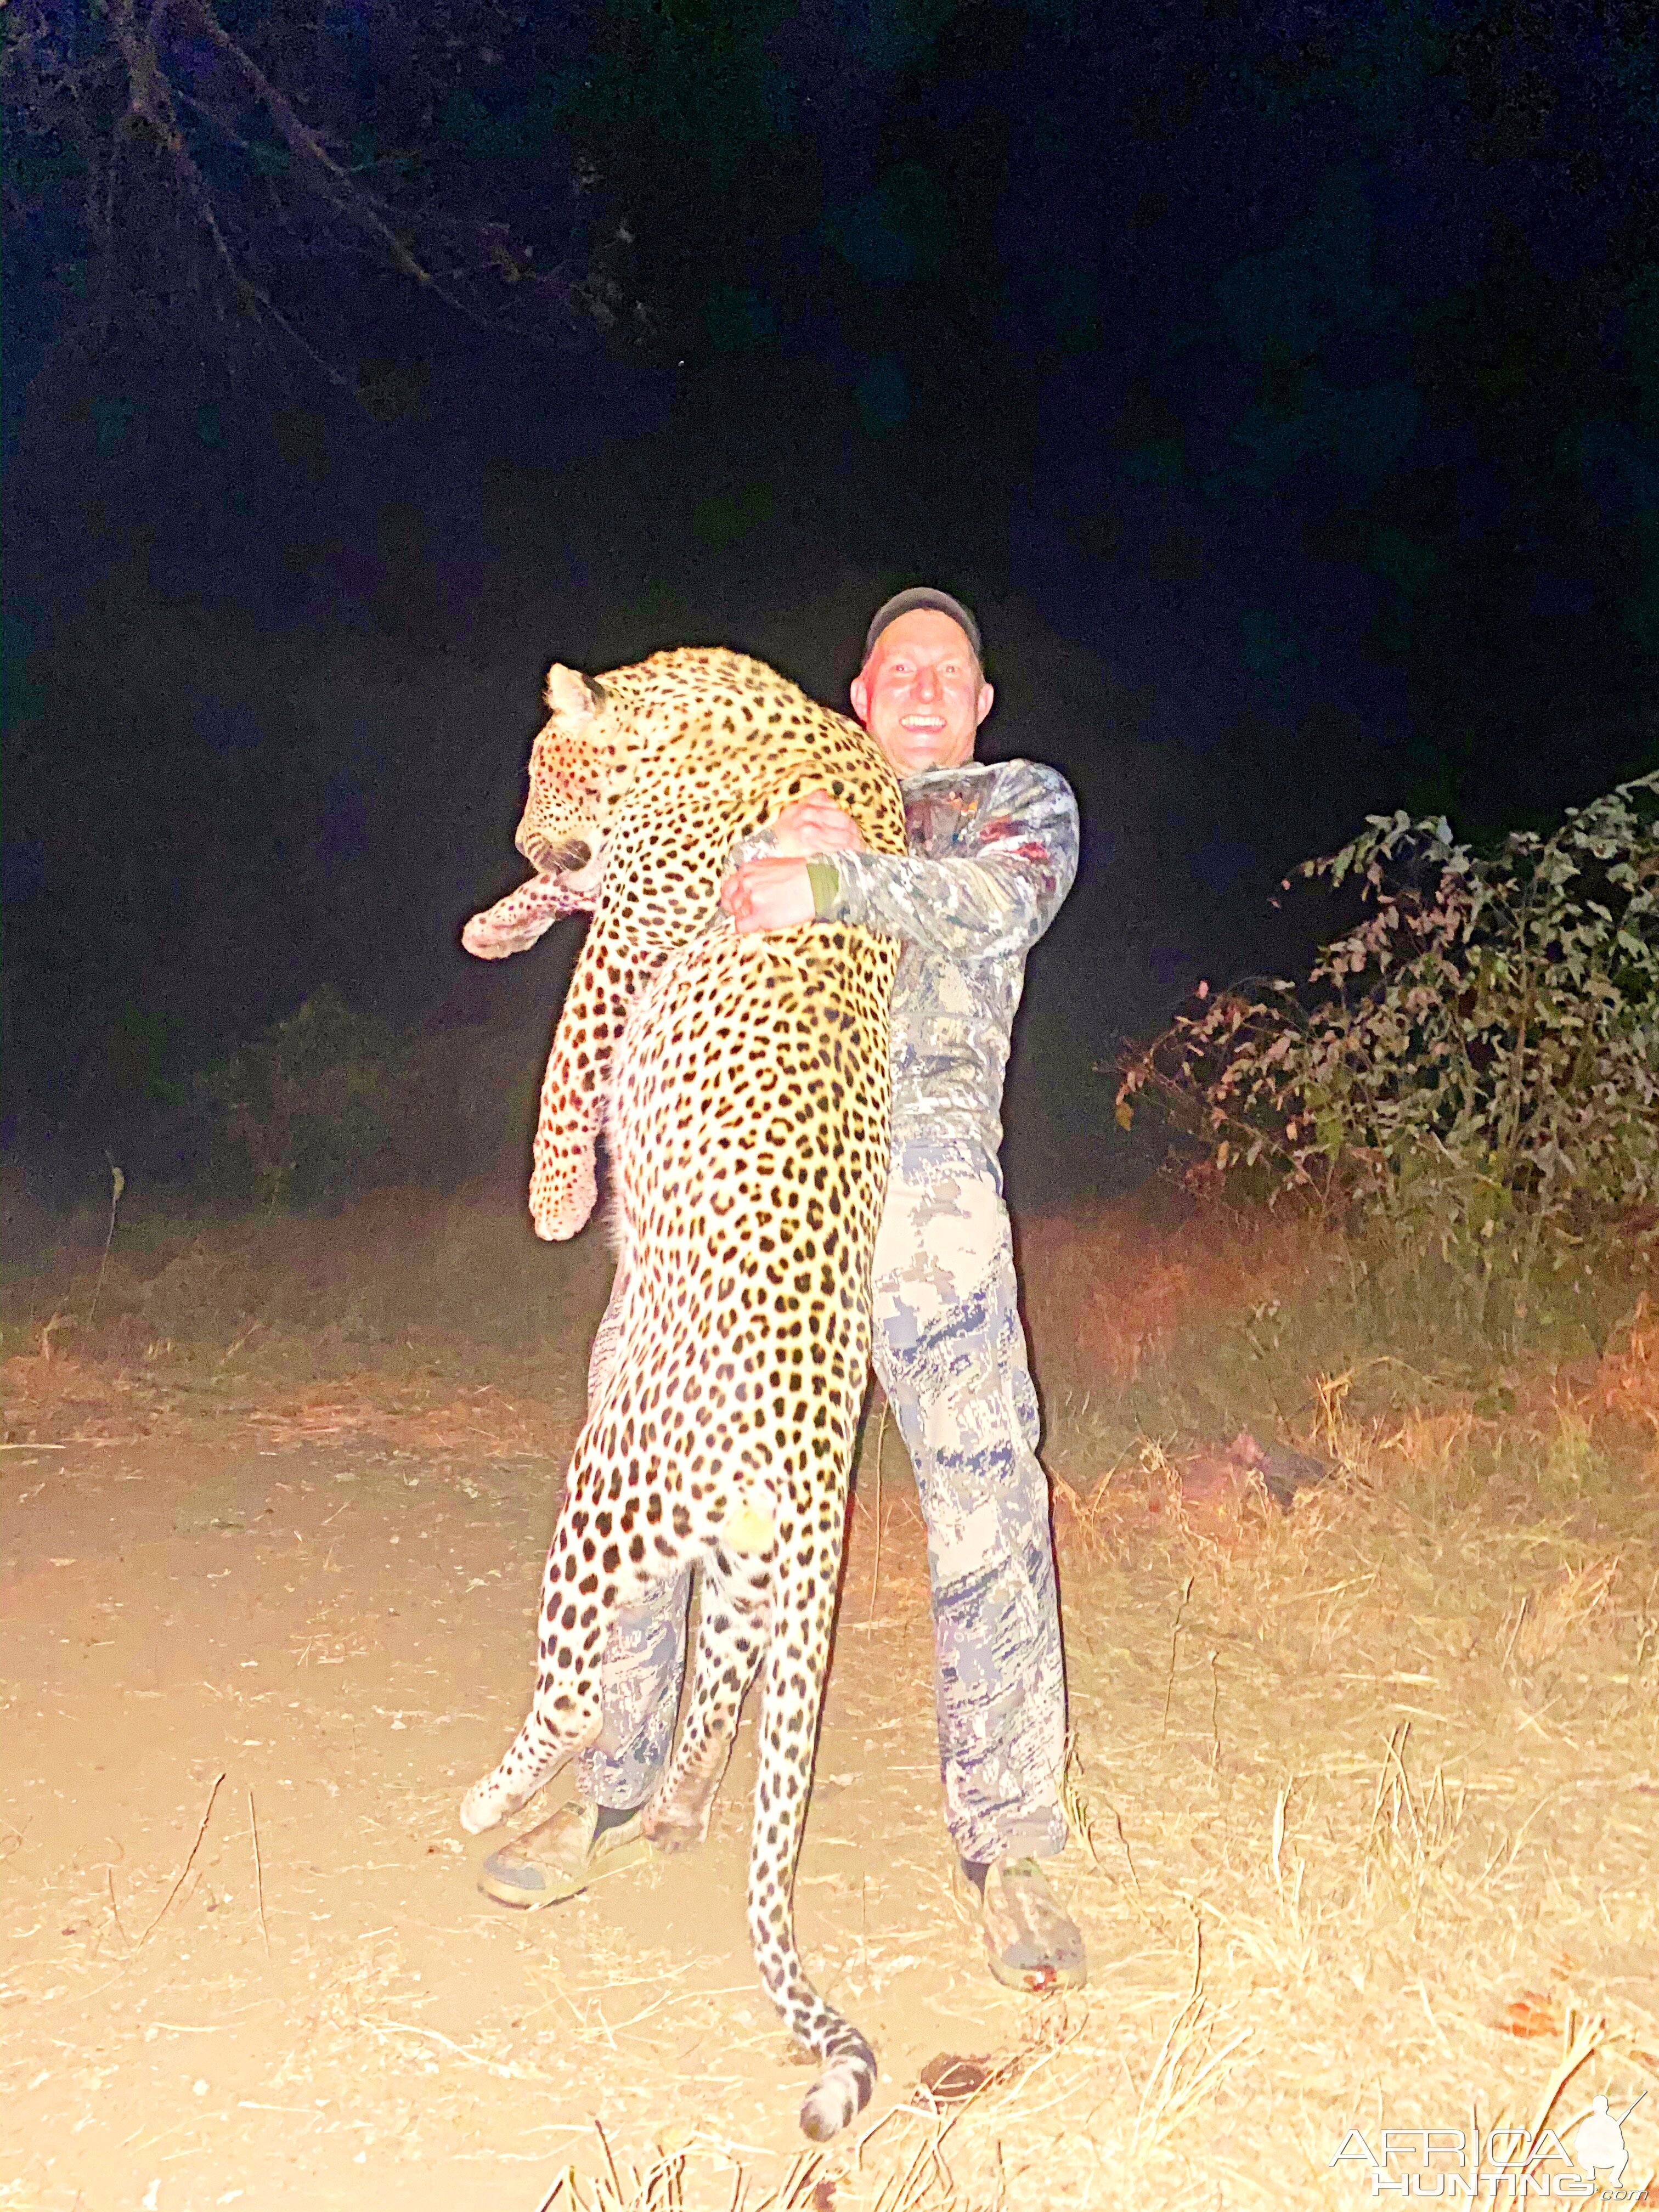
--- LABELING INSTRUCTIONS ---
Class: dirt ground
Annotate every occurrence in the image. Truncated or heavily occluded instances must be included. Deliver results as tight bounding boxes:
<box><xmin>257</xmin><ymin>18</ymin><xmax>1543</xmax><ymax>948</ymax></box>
<box><xmin>3</xmin><ymin>1321</ymin><xmax>1657</xmax><ymax>2210</ymax></box>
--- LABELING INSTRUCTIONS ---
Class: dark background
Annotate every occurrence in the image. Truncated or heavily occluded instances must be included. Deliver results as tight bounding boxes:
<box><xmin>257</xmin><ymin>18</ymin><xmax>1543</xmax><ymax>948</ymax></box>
<box><xmin>4</xmin><ymin>0</ymin><xmax>1656</xmax><ymax>1216</ymax></box>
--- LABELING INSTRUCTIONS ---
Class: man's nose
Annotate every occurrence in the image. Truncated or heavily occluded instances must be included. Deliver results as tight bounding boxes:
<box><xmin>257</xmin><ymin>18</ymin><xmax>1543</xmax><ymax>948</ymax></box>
<box><xmin>913</xmin><ymin>665</ymin><xmax>940</xmax><ymax>699</ymax></box>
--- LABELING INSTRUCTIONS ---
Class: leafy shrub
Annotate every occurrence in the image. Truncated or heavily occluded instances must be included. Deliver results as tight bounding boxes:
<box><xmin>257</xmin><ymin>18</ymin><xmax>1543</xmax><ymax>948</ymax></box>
<box><xmin>193</xmin><ymin>988</ymin><xmax>550</xmax><ymax>1210</ymax></box>
<box><xmin>196</xmin><ymin>986</ymin><xmax>405</xmax><ymax>1209</ymax></box>
<box><xmin>1117</xmin><ymin>773</ymin><xmax>1659</xmax><ymax>1339</ymax></box>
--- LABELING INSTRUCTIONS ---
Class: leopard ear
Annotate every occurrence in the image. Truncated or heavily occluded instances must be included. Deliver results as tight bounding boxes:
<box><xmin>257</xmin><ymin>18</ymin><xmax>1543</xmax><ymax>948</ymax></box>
<box><xmin>544</xmin><ymin>664</ymin><xmax>605</xmax><ymax>720</ymax></box>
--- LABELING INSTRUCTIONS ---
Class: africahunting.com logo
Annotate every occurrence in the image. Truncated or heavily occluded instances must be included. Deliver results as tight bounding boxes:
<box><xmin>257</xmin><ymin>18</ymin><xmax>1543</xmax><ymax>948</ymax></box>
<box><xmin>1330</xmin><ymin>2094</ymin><xmax>1651</xmax><ymax>2199</ymax></box>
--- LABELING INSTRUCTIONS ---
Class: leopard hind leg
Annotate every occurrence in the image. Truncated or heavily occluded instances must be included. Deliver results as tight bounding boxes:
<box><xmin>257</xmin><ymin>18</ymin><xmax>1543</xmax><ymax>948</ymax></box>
<box><xmin>643</xmin><ymin>1543</ymin><xmax>771</xmax><ymax>1852</ymax></box>
<box><xmin>461</xmin><ymin>1483</ymin><xmax>679</xmax><ymax>1835</ymax></box>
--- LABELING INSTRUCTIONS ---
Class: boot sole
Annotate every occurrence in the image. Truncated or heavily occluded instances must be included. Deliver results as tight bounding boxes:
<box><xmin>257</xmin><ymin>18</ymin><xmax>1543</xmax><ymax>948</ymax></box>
<box><xmin>951</xmin><ymin>1861</ymin><xmax>1089</xmax><ymax>1990</ymax></box>
<box><xmin>477</xmin><ymin>1832</ymin><xmax>652</xmax><ymax>1910</ymax></box>
<box><xmin>984</xmin><ymin>1951</ymin><xmax>1088</xmax><ymax>1993</ymax></box>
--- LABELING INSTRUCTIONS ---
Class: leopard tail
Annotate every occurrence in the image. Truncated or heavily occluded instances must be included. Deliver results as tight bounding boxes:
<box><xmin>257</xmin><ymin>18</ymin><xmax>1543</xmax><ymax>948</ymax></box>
<box><xmin>746</xmin><ymin>1562</ymin><xmax>877</xmax><ymax>2142</ymax></box>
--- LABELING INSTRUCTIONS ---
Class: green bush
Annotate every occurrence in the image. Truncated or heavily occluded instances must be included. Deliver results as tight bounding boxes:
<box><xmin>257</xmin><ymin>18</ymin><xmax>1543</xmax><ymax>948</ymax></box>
<box><xmin>191</xmin><ymin>989</ymin><xmax>551</xmax><ymax>1210</ymax></box>
<box><xmin>1117</xmin><ymin>772</ymin><xmax>1659</xmax><ymax>1342</ymax></box>
<box><xmin>196</xmin><ymin>986</ymin><xmax>405</xmax><ymax>1209</ymax></box>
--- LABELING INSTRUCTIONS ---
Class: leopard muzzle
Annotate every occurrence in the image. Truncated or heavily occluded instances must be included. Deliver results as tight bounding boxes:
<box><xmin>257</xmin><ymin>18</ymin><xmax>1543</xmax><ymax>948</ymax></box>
<box><xmin>516</xmin><ymin>831</ymin><xmax>593</xmax><ymax>875</ymax></box>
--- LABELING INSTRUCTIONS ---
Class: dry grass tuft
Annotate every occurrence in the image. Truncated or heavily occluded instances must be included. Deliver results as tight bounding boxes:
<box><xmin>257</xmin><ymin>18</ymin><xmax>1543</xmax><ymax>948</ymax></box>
<box><xmin>1127</xmin><ymin>1936</ymin><xmax>1251</xmax><ymax>2158</ymax></box>
<box><xmin>1018</xmin><ymin>1197</ymin><xmax>1327</xmax><ymax>1389</ymax></box>
<box><xmin>1359</xmin><ymin>1723</ymin><xmax>1466</xmax><ymax>1904</ymax></box>
<box><xmin>1504</xmin><ymin>1555</ymin><xmax>1622</xmax><ymax>1670</ymax></box>
<box><xmin>1590</xmin><ymin>1290</ymin><xmax>1659</xmax><ymax>1442</ymax></box>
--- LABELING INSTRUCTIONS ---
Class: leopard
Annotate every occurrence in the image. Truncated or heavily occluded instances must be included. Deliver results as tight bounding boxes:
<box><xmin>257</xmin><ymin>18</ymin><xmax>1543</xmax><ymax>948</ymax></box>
<box><xmin>459</xmin><ymin>646</ymin><xmax>906</xmax><ymax>2141</ymax></box>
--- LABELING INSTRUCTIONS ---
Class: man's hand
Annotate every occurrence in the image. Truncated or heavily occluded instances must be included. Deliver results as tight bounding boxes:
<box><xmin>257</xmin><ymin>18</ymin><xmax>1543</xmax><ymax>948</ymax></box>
<box><xmin>769</xmin><ymin>790</ymin><xmax>865</xmax><ymax>859</ymax></box>
<box><xmin>717</xmin><ymin>792</ymin><xmax>865</xmax><ymax>933</ymax></box>
<box><xmin>719</xmin><ymin>856</ymin><xmax>817</xmax><ymax>934</ymax></box>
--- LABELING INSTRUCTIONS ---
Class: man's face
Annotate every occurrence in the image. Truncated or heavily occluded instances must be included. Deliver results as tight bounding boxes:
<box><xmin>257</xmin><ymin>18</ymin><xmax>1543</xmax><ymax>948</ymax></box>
<box><xmin>850</xmin><ymin>609</ymin><xmax>994</xmax><ymax>776</ymax></box>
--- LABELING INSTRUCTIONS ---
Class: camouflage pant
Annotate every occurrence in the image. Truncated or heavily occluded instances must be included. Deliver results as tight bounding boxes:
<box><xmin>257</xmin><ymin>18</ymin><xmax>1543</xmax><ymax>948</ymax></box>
<box><xmin>574</xmin><ymin>1136</ymin><xmax>1068</xmax><ymax>1865</ymax></box>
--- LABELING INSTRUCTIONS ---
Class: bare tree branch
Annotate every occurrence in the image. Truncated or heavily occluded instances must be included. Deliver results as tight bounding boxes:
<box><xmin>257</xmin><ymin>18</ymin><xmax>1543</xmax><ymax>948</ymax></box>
<box><xmin>2</xmin><ymin>0</ymin><xmax>640</xmax><ymax>389</ymax></box>
<box><xmin>181</xmin><ymin>2</ymin><xmax>436</xmax><ymax>286</ymax></box>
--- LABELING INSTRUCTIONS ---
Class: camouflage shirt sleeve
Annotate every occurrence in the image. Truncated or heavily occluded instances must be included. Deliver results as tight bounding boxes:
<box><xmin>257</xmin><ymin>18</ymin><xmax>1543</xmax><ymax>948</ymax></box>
<box><xmin>817</xmin><ymin>760</ymin><xmax>1079</xmax><ymax>960</ymax></box>
<box><xmin>723</xmin><ymin>826</ymin><xmax>781</xmax><ymax>870</ymax></box>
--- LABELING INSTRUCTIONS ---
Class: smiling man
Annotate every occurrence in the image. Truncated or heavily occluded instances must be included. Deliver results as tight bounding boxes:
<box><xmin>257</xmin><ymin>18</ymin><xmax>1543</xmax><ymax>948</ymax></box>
<box><xmin>479</xmin><ymin>588</ymin><xmax>1086</xmax><ymax>1995</ymax></box>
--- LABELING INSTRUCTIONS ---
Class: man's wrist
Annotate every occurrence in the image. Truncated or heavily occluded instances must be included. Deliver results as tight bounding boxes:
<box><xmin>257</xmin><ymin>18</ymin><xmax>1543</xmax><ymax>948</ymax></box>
<box><xmin>804</xmin><ymin>857</ymin><xmax>840</xmax><ymax>918</ymax></box>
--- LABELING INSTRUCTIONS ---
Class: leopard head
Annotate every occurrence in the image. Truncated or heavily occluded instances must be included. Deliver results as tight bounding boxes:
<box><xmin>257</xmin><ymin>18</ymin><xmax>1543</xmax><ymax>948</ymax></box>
<box><xmin>513</xmin><ymin>664</ymin><xmax>634</xmax><ymax>898</ymax></box>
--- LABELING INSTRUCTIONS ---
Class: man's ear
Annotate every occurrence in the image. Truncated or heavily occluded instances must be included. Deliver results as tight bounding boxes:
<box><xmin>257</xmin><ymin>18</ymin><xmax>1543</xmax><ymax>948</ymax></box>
<box><xmin>975</xmin><ymin>680</ymin><xmax>994</xmax><ymax>727</ymax></box>
<box><xmin>850</xmin><ymin>672</ymin><xmax>871</xmax><ymax>725</ymax></box>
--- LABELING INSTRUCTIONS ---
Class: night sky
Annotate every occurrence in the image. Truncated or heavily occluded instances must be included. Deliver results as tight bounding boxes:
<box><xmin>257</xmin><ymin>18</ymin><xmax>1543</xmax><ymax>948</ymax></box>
<box><xmin>4</xmin><ymin>0</ymin><xmax>1657</xmax><ymax>1214</ymax></box>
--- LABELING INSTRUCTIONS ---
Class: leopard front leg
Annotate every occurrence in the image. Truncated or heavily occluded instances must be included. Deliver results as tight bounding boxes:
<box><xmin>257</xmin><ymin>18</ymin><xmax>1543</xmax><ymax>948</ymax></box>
<box><xmin>527</xmin><ymin>931</ymin><xmax>663</xmax><ymax>1242</ymax></box>
<box><xmin>528</xmin><ymin>1034</ymin><xmax>603</xmax><ymax>1243</ymax></box>
<box><xmin>643</xmin><ymin>1544</ymin><xmax>771</xmax><ymax>1851</ymax></box>
<box><xmin>462</xmin><ymin>871</ymin><xmax>595</xmax><ymax>961</ymax></box>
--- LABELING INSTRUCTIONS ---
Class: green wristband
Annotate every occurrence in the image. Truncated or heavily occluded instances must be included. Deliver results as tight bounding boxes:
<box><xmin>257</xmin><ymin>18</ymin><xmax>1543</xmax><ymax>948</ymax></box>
<box><xmin>804</xmin><ymin>857</ymin><xmax>840</xmax><ymax>918</ymax></box>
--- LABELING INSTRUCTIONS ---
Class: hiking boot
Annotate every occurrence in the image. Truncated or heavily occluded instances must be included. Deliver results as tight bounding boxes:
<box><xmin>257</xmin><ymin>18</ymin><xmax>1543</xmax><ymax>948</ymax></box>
<box><xmin>954</xmin><ymin>1854</ymin><xmax>1087</xmax><ymax>1992</ymax></box>
<box><xmin>477</xmin><ymin>1798</ymin><xmax>650</xmax><ymax>1910</ymax></box>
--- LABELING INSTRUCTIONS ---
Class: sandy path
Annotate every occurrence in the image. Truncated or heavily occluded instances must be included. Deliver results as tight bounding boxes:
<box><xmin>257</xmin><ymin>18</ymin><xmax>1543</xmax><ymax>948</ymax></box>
<box><xmin>1</xmin><ymin>1407</ymin><xmax>1108</xmax><ymax>2210</ymax></box>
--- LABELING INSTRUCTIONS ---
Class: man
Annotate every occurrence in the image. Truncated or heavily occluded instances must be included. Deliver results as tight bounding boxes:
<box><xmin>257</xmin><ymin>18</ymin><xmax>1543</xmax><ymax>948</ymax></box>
<box><xmin>479</xmin><ymin>588</ymin><xmax>1085</xmax><ymax>1991</ymax></box>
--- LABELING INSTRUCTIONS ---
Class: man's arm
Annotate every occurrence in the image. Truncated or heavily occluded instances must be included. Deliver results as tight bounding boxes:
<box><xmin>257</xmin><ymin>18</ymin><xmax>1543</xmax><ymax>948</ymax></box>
<box><xmin>725</xmin><ymin>763</ymin><xmax>1079</xmax><ymax>957</ymax></box>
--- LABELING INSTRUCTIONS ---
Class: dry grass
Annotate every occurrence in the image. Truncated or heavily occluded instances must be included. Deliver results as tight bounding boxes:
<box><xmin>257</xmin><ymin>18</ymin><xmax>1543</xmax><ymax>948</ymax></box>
<box><xmin>839</xmin><ymin>1216</ymin><xmax>1656</xmax><ymax>2205</ymax></box>
<box><xmin>1</xmin><ymin>1177</ymin><xmax>617</xmax><ymax>1368</ymax></box>
<box><xmin>1018</xmin><ymin>1197</ymin><xmax>1324</xmax><ymax>1389</ymax></box>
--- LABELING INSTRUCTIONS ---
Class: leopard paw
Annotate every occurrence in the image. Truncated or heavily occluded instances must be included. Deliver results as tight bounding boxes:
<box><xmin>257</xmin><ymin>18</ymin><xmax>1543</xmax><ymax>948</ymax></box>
<box><xmin>461</xmin><ymin>912</ymin><xmax>520</xmax><ymax>960</ymax></box>
<box><xmin>529</xmin><ymin>1158</ymin><xmax>599</xmax><ymax>1242</ymax></box>
<box><xmin>640</xmin><ymin>1795</ymin><xmax>712</xmax><ymax>1853</ymax></box>
<box><xmin>460</xmin><ymin>1773</ymin><xmax>514</xmax><ymax>1835</ymax></box>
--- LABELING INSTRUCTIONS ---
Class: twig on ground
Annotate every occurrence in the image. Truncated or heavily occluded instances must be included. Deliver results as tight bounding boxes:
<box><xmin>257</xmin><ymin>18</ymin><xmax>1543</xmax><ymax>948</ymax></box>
<box><xmin>87</xmin><ymin>1156</ymin><xmax>126</xmax><ymax>1329</ymax></box>
<box><xmin>1162</xmin><ymin>1575</ymin><xmax>1194</xmax><ymax>1738</ymax></box>
<box><xmin>1109</xmin><ymin>1804</ymin><xmax>1144</xmax><ymax>1900</ymax></box>
<box><xmin>1500</xmin><ymin>1593</ymin><xmax>1531</xmax><ymax>1669</ymax></box>
<box><xmin>106</xmin><ymin>1865</ymin><xmax>132</xmax><ymax>1950</ymax></box>
<box><xmin>249</xmin><ymin>1787</ymin><xmax>270</xmax><ymax>1956</ymax></box>
<box><xmin>1270</xmin><ymin>1775</ymin><xmax>1297</xmax><ymax>1900</ymax></box>
<box><xmin>1207</xmin><ymin>1647</ymin><xmax>1222</xmax><ymax>1773</ymax></box>
<box><xmin>139</xmin><ymin>1770</ymin><xmax>225</xmax><ymax>1945</ymax></box>
<box><xmin>364</xmin><ymin>2019</ymin><xmax>540</xmax><ymax>2081</ymax></box>
<box><xmin>1059</xmin><ymin>1727</ymin><xmax>1102</xmax><ymax>1866</ymax></box>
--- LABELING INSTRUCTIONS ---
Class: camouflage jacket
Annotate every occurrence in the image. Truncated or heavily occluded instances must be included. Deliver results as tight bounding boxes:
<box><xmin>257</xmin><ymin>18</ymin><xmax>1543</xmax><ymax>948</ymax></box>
<box><xmin>812</xmin><ymin>759</ymin><xmax>1079</xmax><ymax>1156</ymax></box>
